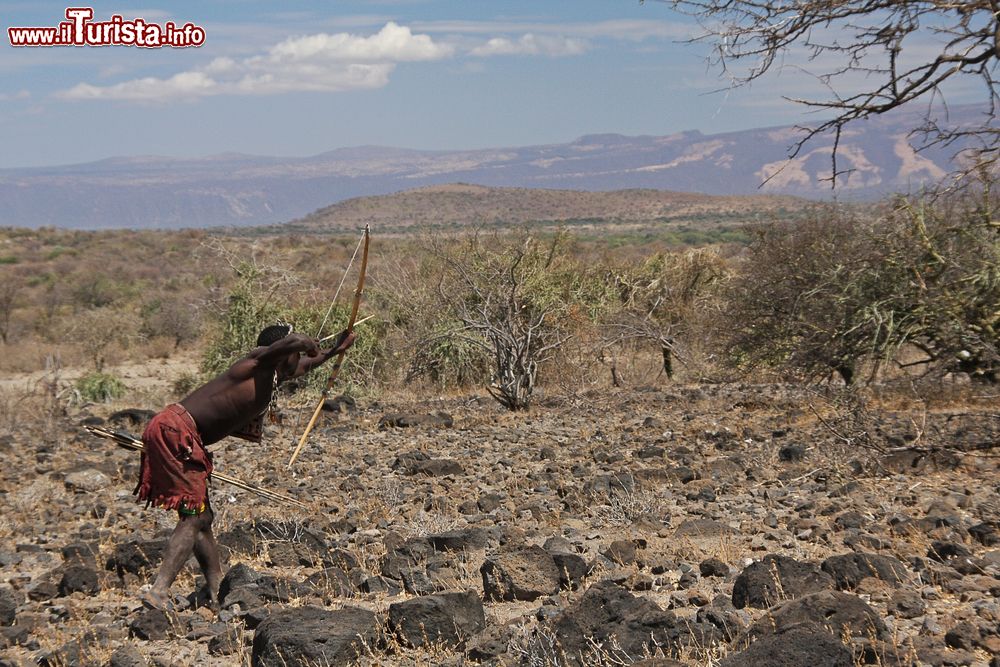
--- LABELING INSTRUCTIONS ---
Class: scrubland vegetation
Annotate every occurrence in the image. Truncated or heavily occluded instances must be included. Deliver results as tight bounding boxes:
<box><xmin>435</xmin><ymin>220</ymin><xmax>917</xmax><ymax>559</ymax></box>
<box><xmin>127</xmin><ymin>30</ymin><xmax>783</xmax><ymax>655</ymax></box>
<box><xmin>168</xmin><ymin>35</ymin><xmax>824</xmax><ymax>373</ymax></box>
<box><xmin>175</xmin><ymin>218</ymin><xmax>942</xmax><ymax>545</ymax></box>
<box><xmin>0</xmin><ymin>179</ymin><xmax>996</xmax><ymax>410</ymax></box>
<box><xmin>0</xmin><ymin>187</ymin><xmax>995</xmax><ymax>465</ymax></box>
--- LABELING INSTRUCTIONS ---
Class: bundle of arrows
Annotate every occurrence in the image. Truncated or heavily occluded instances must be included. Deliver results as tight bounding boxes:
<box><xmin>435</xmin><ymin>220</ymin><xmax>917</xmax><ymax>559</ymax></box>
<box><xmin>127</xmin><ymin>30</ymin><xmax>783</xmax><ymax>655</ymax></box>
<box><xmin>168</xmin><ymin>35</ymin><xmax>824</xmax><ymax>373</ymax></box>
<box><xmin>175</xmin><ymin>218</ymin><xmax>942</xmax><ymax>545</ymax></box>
<box><xmin>83</xmin><ymin>425</ymin><xmax>308</xmax><ymax>510</ymax></box>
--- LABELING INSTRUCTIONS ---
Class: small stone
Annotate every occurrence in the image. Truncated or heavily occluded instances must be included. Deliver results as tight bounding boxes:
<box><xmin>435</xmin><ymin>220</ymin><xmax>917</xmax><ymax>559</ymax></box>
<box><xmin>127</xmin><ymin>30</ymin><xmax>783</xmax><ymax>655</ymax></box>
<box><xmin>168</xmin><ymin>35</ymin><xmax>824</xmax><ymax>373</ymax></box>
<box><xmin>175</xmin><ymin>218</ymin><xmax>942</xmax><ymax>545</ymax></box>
<box><xmin>64</xmin><ymin>469</ymin><xmax>111</xmax><ymax>493</ymax></box>
<box><xmin>601</xmin><ymin>540</ymin><xmax>636</xmax><ymax>566</ymax></box>
<box><xmin>699</xmin><ymin>558</ymin><xmax>729</xmax><ymax>578</ymax></box>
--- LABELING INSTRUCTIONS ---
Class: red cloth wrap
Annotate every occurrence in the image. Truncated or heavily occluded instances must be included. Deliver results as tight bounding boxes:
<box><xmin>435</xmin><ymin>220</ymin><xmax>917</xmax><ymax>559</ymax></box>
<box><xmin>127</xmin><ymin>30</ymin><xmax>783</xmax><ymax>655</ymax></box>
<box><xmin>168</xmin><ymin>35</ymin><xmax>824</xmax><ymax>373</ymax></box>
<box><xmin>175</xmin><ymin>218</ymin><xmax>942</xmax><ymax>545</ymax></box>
<box><xmin>134</xmin><ymin>404</ymin><xmax>212</xmax><ymax>511</ymax></box>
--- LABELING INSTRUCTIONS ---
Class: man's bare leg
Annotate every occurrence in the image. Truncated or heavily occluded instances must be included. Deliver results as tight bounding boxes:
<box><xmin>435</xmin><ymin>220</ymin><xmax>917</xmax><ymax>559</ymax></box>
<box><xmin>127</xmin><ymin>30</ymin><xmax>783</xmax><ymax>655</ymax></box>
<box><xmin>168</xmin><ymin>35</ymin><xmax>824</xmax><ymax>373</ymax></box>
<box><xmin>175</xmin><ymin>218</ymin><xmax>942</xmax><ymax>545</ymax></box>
<box><xmin>142</xmin><ymin>513</ymin><xmax>202</xmax><ymax>610</ymax></box>
<box><xmin>192</xmin><ymin>508</ymin><xmax>223</xmax><ymax>607</ymax></box>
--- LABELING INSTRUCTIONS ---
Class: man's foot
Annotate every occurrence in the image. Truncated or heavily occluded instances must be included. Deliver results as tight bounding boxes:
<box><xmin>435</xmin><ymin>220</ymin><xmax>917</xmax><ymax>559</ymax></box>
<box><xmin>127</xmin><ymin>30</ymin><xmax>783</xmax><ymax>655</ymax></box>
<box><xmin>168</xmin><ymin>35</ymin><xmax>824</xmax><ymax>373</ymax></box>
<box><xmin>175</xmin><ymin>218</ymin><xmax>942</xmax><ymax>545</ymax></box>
<box><xmin>192</xmin><ymin>586</ymin><xmax>221</xmax><ymax>612</ymax></box>
<box><xmin>140</xmin><ymin>589</ymin><xmax>174</xmax><ymax>611</ymax></box>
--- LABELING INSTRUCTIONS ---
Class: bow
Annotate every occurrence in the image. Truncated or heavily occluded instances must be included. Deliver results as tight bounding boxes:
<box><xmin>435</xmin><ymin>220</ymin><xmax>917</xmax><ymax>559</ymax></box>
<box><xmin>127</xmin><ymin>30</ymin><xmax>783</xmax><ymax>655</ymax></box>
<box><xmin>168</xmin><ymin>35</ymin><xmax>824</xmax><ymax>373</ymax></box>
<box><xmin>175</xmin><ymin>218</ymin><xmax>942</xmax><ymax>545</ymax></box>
<box><xmin>287</xmin><ymin>225</ymin><xmax>370</xmax><ymax>467</ymax></box>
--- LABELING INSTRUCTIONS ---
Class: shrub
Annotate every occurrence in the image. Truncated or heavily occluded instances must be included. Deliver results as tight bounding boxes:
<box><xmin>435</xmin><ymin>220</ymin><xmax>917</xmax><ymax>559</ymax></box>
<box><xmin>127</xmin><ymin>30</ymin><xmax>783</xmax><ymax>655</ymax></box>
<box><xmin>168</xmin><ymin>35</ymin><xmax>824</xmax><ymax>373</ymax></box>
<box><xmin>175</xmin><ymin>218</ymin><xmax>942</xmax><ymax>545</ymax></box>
<box><xmin>171</xmin><ymin>372</ymin><xmax>202</xmax><ymax>399</ymax></box>
<box><xmin>724</xmin><ymin>207</ymin><xmax>890</xmax><ymax>383</ymax></box>
<box><xmin>140</xmin><ymin>297</ymin><xmax>201</xmax><ymax>350</ymax></box>
<box><xmin>725</xmin><ymin>179</ymin><xmax>1000</xmax><ymax>383</ymax></box>
<box><xmin>76</xmin><ymin>372</ymin><xmax>126</xmax><ymax>402</ymax></box>
<box><xmin>201</xmin><ymin>258</ymin><xmax>287</xmax><ymax>377</ymax></box>
<box><xmin>406</xmin><ymin>319</ymin><xmax>491</xmax><ymax>389</ymax></box>
<box><xmin>602</xmin><ymin>247</ymin><xmax>730</xmax><ymax>380</ymax></box>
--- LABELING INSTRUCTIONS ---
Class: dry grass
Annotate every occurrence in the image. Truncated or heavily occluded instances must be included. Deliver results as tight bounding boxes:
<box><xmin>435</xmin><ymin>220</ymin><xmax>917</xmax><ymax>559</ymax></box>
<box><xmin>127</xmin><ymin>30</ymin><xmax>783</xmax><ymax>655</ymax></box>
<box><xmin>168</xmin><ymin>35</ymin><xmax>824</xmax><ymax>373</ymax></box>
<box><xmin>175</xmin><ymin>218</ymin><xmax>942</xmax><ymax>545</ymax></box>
<box><xmin>596</xmin><ymin>488</ymin><xmax>668</xmax><ymax>528</ymax></box>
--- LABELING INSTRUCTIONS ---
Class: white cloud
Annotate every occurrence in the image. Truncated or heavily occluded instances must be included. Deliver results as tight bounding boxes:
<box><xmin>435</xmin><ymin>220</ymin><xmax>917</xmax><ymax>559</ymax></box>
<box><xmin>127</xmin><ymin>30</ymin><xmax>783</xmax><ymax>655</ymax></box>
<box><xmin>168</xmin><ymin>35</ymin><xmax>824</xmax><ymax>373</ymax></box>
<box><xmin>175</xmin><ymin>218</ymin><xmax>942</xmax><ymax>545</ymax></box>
<box><xmin>414</xmin><ymin>19</ymin><xmax>693</xmax><ymax>41</ymax></box>
<box><xmin>471</xmin><ymin>34</ymin><xmax>588</xmax><ymax>57</ymax></box>
<box><xmin>264</xmin><ymin>23</ymin><xmax>451</xmax><ymax>63</ymax></box>
<box><xmin>58</xmin><ymin>22</ymin><xmax>451</xmax><ymax>102</ymax></box>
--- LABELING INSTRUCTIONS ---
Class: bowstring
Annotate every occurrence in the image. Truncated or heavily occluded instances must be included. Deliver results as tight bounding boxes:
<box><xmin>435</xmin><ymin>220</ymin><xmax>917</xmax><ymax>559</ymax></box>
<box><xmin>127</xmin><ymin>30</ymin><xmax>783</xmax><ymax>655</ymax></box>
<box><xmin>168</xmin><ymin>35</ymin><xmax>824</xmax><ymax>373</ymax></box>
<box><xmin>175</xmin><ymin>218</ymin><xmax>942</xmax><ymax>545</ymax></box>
<box><xmin>316</xmin><ymin>230</ymin><xmax>366</xmax><ymax>338</ymax></box>
<box><xmin>288</xmin><ymin>229</ymin><xmax>366</xmax><ymax>453</ymax></box>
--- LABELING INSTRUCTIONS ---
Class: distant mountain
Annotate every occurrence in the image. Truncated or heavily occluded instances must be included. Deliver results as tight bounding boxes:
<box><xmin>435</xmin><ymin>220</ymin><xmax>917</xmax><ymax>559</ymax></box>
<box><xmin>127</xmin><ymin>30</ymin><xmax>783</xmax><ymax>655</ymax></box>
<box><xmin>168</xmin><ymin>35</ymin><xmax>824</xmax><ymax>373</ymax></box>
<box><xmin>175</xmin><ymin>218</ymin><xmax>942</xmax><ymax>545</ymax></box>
<box><xmin>0</xmin><ymin>106</ymin><xmax>978</xmax><ymax>229</ymax></box>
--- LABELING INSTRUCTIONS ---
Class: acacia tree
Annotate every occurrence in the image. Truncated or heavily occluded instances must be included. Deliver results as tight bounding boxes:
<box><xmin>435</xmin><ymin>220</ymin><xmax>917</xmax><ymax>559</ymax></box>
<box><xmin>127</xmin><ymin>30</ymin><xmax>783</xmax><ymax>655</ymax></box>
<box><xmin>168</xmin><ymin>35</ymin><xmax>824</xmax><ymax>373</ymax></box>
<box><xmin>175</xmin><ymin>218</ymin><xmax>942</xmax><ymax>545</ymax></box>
<box><xmin>411</xmin><ymin>229</ymin><xmax>611</xmax><ymax>410</ymax></box>
<box><xmin>652</xmin><ymin>0</ymin><xmax>1000</xmax><ymax>182</ymax></box>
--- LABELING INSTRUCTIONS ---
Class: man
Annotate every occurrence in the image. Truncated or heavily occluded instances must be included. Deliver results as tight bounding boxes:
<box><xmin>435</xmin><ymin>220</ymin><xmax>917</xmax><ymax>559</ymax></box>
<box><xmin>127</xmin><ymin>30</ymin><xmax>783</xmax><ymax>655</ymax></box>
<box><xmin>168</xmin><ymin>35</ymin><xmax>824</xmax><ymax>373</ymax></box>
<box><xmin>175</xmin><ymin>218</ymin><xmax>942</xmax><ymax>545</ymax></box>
<box><xmin>135</xmin><ymin>323</ymin><xmax>355</xmax><ymax>610</ymax></box>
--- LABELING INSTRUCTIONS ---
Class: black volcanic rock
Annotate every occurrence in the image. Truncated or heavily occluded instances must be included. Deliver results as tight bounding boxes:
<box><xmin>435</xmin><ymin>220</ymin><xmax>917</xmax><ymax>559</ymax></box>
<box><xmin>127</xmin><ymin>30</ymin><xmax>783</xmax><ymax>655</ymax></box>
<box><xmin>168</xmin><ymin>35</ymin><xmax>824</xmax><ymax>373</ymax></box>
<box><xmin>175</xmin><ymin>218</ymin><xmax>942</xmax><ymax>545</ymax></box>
<box><xmin>481</xmin><ymin>546</ymin><xmax>560</xmax><ymax>601</ymax></box>
<box><xmin>388</xmin><ymin>590</ymin><xmax>485</xmax><ymax>648</ymax></box>
<box><xmin>106</xmin><ymin>540</ymin><xmax>168</xmax><ymax>578</ymax></box>
<box><xmin>378</xmin><ymin>412</ymin><xmax>453</xmax><ymax>429</ymax></box>
<box><xmin>732</xmin><ymin>555</ymin><xmax>834</xmax><ymax>609</ymax></box>
<box><xmin>745</xmin><ymin>590</ymin><xmax>886</xmax><ymax>641</ymax></box>
<box><xmin>129</xmin><ymin>609</ymin><xmax>172</xmax><ymax>641</ymax></box>
<box><xmin>720</xmin><ymin>627</ymin><xmax>853</xmax><ymax>667</ymax></box>
<box><xmin>0</xmin><ymin>588</ymin><xmax>17</xmax><ymax>626</ymax></box>
<box><xmin>251</xmin><ymin>606</ymin><xmax>376</xmax><ymax>667</ymax></box>
<box><xmin>58</xmin><ymin>564</ymin><xmax>100</xmax><ymax>596</ymax></box>
<box><xmin>550</xmin><ymin>579</ymin><xmax>720</xmax><ymax>661</ymax></box>
<box><xmin>820</xmin><ymin>553</ymin><xmax>910</xmax><ymax>590</ymax></box>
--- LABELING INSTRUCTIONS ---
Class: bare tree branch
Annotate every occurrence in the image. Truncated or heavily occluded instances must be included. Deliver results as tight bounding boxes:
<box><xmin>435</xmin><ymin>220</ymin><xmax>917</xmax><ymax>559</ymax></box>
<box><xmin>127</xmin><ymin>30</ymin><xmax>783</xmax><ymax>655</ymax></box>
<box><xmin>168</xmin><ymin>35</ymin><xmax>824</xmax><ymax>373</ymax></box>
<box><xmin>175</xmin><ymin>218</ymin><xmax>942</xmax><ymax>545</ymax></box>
<box><xmin>648</xmin><ymin>0</ymin><xmax>1000</xmax><ymax>184</ymax></box>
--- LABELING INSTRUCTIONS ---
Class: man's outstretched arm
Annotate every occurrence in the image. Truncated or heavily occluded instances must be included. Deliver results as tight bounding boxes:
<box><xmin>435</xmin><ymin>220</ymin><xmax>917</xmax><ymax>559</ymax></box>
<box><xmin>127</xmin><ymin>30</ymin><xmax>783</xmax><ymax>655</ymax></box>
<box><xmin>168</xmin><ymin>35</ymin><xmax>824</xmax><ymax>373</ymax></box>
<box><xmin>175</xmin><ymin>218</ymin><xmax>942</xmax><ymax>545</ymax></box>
<box><xmin>252</xmin><ymin>333</ymin><xmax>320</xmax><ymax>365</ymax></box>
<box><xmin>290</xmin><ymin>330</ymin><xmax>356</xmax><ymax>378</ymax></box>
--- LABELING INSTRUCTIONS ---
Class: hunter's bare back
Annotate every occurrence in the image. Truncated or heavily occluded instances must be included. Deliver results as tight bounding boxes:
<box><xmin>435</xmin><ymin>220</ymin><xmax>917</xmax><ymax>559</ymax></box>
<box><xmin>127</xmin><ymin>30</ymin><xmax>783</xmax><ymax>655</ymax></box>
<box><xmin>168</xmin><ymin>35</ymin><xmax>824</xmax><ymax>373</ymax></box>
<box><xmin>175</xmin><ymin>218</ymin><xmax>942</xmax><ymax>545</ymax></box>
<box><xmin>179</xmin><ymin>332</ymin><xmax>352</xmax><ymax>445</ymax></box>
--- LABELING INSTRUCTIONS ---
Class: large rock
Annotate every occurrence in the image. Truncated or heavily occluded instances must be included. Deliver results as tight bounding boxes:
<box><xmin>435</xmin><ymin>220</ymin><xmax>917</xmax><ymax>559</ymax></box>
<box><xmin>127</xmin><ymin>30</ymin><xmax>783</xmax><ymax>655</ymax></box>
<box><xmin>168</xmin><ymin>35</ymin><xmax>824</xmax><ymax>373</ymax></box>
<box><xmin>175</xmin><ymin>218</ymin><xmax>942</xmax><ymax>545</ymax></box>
<box><xmin>305</xmin><ymin>567</ymin><xmax>355</xmax><ymax>597</ymax></box>
<box><xmin>428</xmin><ymin>528</ymin><xmax>488</xmax><ymax>553</ymax></box>
<box><xmin>252</xmin><ymin>575</ymin><xmax>314</xmax><ymax>603</ymax></box>
<box><xmin>695</xmin><ymin>595</ymin><xmax>750</xmax><ymax>641</ymax></box>
<box><xmin>58</xmin><ymin>564</ymin><xmax>100</xmax><ymax>596</ymax></box>
<box><xmin>106</xmin><ymin>540</ymin><xmax>167</xmax><ymax>578</ymax></box>
<box><xmin>109</xmin><ymin>408</ymin><xmax>155</xmax><ymax>427</ymax></box>
<box><xmin>552</xmin><ymin>552</ymin><xmax>589</xmax><ymax>590</ymax></box>
<box><xmin>746</xmin><ymin>590</ymin><xmax>887</xmax><ymax>641</ymax></box>
<box><xmin>551</xmin><ymin>580</ymin><xmax>716</xmax><ymax>662</ymax></box>
<box><xmin>0</xmin><ymin>588</ymin><xmax>17</xmax><ymax>626</ymax></box>
<box><xmin>129</xmin><ymin>609</ymin><xmax>172</xmax><ymax>641</ymax></box>
<box><xmin>720</xmin><ymin>627</ymin><xmax>854</xmax><ymax>667</ymax></box>
<box><xmin>732</xmin><ymin>554</ymin><xmax>834</xmax><ymax>609</ymax></box>
<box><xmin>387</xmin><ymin>590</ymin><xmax>485</xmax><ymax>648</ymax></box>
<box><xmin>820</xmin><ymin>553</ymin><xmax>910</xmax><ymax>590</ymax></box>
<box><xmin>391</xmin><ymin>451</ymin><xmax>464</xmax><ymax>476</ymax></box>
<box><xmin>251</xmin><ymin>606</ymin><xmax>377</xmax><ymax>667</ymax></box>
<box><xmin>219</xmin><ymin>563</ymin><xmax>261</xmax><ymax>602</ymax></box>
<box><xmin>379</xmin><ymin>412</ymin><xmax>453</xmax><ymax>429</ymax></box>
<box><xmin>108</xmin><ymin>645</ymin><xmax>147</xmax><ymax>667</ymax></box>
<box><xmin>481</xmin><ymin>546</ymin><xmax>561</xmax><ymax>601</ymax></box>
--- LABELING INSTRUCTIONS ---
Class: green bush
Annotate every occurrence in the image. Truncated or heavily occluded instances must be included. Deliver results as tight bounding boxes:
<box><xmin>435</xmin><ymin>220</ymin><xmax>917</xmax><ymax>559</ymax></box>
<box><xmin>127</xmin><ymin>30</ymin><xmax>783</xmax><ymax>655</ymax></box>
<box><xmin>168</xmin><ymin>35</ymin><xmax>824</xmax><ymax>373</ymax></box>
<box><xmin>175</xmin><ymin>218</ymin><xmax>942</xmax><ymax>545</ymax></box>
<box><xmin>76</xmin><ymin>372</ymin><xmax>126</xmax><ymax>403</ymax></box>
<box><xmin>406</xmin><ymin>319</ymin><xmax>491</xmax><ymax>389</ymax></box>
<box><xmin>201</xmin><ymin>258</ymin><xmax>385</xmax><ymax>396</ymax></box>
<box><xmin>201</xmin><ymin>260</ymin><xmax>281</xmax><ymax>377</ymax></box>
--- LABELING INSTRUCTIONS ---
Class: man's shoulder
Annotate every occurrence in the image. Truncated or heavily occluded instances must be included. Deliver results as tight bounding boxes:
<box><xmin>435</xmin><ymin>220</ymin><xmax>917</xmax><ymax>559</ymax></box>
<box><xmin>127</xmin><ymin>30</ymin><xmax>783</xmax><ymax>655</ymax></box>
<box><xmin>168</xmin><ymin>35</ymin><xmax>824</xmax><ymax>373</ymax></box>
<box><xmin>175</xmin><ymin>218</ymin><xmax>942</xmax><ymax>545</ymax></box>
<box><xmin>227</xmin><ymin>350</ymin><xmax>277</xmax><ymax>378</ymax></box>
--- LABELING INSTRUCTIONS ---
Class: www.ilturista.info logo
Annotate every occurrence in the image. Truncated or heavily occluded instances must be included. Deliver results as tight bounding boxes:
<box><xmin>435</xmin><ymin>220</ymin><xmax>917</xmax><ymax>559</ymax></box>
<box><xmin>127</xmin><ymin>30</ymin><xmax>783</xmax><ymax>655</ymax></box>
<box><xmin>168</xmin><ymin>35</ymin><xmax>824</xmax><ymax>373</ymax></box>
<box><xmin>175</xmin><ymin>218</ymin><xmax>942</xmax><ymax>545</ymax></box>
<box><xmin>8</xmin><ymin>7</ymin><xmax>205</xmax><ymax>48</ymax></box>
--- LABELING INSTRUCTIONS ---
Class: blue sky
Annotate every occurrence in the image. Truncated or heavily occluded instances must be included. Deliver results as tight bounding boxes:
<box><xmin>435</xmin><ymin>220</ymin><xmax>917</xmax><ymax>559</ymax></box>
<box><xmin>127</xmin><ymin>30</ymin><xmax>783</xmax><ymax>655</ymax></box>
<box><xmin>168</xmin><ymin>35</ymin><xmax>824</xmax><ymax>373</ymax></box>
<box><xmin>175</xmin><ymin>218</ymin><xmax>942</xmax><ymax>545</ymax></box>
<box><xmin>0</xmin><ymin>1</ymin><xmax>982</xmax><ymax>169</ymax></box>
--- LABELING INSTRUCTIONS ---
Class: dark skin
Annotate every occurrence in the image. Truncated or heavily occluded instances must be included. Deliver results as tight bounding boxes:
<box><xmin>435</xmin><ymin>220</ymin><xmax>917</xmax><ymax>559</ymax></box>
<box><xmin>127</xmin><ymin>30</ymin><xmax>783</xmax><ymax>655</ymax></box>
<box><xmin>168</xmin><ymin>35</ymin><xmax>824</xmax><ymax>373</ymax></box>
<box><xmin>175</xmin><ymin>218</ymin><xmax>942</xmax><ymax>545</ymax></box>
<box><xmin>141</xmin><ymin>330</ymin><xmax>355</xmax><ymax>611</ymax></box>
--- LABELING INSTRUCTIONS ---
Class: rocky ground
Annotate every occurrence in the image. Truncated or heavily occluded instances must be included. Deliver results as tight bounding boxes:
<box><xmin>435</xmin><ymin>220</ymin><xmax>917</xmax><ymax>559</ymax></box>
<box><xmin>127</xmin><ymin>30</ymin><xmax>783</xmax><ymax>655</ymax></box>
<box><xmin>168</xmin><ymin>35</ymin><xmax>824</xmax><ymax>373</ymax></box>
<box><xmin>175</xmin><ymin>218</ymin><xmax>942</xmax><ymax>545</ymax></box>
<box><xmin>0</xmin><ymin>381</ymin><xmax>998</xmax><ymax>666</ymax></box>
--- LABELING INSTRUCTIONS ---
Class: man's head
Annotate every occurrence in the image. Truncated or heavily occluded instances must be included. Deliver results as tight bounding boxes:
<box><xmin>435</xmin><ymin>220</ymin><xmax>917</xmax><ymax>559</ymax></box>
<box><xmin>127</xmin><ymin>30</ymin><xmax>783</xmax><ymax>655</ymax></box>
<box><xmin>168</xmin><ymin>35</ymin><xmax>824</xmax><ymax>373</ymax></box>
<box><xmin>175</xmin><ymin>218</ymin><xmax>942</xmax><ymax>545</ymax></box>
<box><xmin>257</xmin><ymin>323</ymin><xmax>293</xmax><ymax>347</ymax></box>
